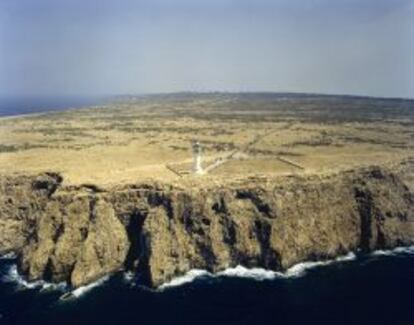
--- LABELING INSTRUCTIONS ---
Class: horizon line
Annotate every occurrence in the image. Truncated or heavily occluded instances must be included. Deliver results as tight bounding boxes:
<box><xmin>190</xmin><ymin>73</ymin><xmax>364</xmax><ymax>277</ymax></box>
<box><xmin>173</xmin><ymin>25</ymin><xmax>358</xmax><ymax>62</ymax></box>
<box><xmin>1</xmin><ymin>91</ymin><xmax>413</xmax><ymax>101</ymax></box>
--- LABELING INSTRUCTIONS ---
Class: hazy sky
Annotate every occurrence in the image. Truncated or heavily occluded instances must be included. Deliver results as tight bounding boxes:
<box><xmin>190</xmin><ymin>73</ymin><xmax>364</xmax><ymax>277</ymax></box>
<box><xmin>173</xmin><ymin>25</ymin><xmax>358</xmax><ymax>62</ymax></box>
<box><xmin>0</xmin><ymin>0</ymin><xmax>413</xmax><ymax>98</ymax></box>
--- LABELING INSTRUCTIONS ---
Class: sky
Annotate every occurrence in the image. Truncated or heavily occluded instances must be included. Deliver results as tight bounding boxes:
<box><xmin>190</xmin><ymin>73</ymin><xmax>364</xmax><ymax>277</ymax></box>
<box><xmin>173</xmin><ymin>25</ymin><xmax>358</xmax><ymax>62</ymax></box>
<box><xmin>0</xmin><ymin>0</ymin><xmax>413</xmax><ymax>98</ymax></box>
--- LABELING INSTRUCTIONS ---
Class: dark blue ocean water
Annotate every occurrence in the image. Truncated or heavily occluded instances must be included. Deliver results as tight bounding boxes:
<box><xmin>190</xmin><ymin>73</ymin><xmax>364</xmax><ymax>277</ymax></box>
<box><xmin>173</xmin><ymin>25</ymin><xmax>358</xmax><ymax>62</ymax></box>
<box><xmin>0</xmin><ymin>247</ymin><xmax>413</xmax><ymax>325</ymax></box>
<box><xmin>0</xmin><ymin>97</ymin><xmax>106</xmax><ymax>117</ymax></box>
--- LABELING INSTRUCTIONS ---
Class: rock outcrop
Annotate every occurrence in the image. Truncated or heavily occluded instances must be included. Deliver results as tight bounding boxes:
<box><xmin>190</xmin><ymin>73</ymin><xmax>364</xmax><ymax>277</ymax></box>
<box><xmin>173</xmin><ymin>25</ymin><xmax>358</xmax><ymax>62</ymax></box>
<box><xmin>0</xmin><ymin>162</ymin><xmax>413</xmax><ymax>288</ymax></box>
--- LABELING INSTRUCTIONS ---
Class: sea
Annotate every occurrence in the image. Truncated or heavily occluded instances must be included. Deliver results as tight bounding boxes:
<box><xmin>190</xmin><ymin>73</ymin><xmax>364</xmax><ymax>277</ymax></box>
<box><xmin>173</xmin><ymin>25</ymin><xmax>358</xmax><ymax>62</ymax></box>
<box><xmin>0</xmin><ymin>247</ymin><xmax>413</xmax><ymax>325</ymax></box>
<box><xmin>0</xmin><ymin>96</ymin><xmax>107</xmax><ymax>117</ymax></box>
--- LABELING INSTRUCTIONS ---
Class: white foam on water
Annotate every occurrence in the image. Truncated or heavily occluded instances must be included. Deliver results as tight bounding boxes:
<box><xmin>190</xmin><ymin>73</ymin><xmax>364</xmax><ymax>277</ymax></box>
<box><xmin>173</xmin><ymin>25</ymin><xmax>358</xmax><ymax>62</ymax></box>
<box><xmin>218</xmin><ymin>252</ymin><xmax>357</xmax><ymax>280</ymax></box>
<box><xmin>372</xmin><ymin>250</ymin><xmax>389</xmax><ymax>256</ymax></box>
<box><xmin>2</xmin><ymin>264</ymin><xmax>66</xmax><ymax>291</ymax></box>
<box><xmin>71</xmin><ymin>275</ymin><xmax>109</xmax><ymax>298</ymax></box>
<box><xmin>336</xmin><ymin>252</ymin><xmax>357</xmax><ymax>262</ymax></box>
<box><xmin>1</xmin><ymin>264</ymin><xmax>109</xmax><ymax>300</ymax></box>
<box><xmin>123</xmin><ymin>271</ymin><xmax>135</xmax><ymax>283</ymax></box>
<box><xmin>218</xmin><ymin>265</ymin><xmax>277</xmax><ymax>280</ymax></box>
<box><xmin>2</xmin><ymin>246</ymin><xmax>412</xmax><ymax>294</ymax></box>
<box><xmin>372</xmin><ymin>245</ymin><xmax>414</xmax><ymax>257</ymax></box>
<box><xmin>40</xmin><ymin>281</ymin><xmax>67</xmax><ymax>292</ymax></box>
<box><xmin>157</xmin><ymin>252</ymin><xmax>358</xmax><ymax>289</ymax></box>
<box><xmin>284</xmin><ymin>252</ymin><xmax>356</xmax><ymax>278</ymax></box>
<box><xmin>284</xmin><ymin>261</ymin><xmax>326</xmax><ymax>278</ymax></box>
<box><xmin>158</xmin><ymin>269</ymin><xmax>209</xmax><ymax>290</ymax></box>
<box><xmin>393</xmin><ymin>246</ymin><xmax>414</xmax><ymax>254</ymax></box>
<box><xmin>0</xmin><ymin>252</ymin><xmax>17</xmax><ymax>260</ymax></box>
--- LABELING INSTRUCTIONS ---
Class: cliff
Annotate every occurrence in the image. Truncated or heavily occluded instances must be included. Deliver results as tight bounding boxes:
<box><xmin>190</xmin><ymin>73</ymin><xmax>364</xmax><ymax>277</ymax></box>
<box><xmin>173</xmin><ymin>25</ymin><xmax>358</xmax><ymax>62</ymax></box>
<box><xmin>1</xmin><ymin>162</ymin><xmax>413</xmax><ymax>288</ymax></box>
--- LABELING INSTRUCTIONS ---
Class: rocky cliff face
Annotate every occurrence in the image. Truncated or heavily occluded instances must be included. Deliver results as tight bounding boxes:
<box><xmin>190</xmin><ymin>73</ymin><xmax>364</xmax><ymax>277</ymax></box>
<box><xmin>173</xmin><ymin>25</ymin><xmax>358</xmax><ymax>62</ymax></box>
<box><xmin>1</xmin><ymin>163</ymin><xmax>413</xmax><ymax>288</ymax></box>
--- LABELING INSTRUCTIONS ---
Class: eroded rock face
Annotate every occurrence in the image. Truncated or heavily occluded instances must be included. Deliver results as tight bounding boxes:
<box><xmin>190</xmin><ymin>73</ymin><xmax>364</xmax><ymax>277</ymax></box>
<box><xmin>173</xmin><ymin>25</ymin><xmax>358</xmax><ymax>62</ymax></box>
<box><xmin>0</xmin><ymin>164</ymin><xmax>413</xmax><ymax>288</ymax></box>
<box><xmin>0</xmin><ymin>173</ymin><xmax>62</xmax><ymax>255</ymax></box>
<box><xmin>70</xmin><ymin>199</ymin><xmax>129</xmax><ymax>287</ymax></box>
<box><xmin>17</xmin><ymin>193</ymin><xmax>129</xmax><ymax>287</ymax></box>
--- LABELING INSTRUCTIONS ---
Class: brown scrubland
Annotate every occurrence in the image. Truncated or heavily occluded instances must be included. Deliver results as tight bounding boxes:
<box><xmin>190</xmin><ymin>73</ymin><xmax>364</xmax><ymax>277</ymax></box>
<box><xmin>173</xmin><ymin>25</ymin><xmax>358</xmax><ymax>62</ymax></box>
<box><xmin>0</xmin><ymin>93</ymin><xmax>413</xmax><ymax>186</ymax></box>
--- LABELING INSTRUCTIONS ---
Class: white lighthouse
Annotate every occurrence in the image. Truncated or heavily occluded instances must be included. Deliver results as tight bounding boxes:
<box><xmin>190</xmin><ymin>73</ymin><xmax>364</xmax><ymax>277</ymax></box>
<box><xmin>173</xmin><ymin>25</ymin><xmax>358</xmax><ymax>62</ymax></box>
<box><xmin>192</xmin><ymin>140</ymin><xmax>203</xmax><ymax>174</ymax></box>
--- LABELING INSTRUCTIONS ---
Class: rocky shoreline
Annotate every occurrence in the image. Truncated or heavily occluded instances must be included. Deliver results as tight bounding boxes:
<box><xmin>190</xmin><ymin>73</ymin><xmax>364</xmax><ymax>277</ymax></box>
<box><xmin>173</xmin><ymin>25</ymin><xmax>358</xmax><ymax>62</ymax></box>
<box><xmin>1</xmin><ymin>161</ymin><xmax>413</xmax><ymax>288</ymax></box>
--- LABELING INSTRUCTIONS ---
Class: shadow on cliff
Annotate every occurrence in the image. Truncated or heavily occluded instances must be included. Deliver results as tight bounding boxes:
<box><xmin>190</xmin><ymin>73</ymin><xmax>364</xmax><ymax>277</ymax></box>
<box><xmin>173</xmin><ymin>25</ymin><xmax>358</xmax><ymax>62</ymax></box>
<box><xmin>124</xmin><ymin>209</ymin><xmax>153</xmax><ymax>286</ymax></box>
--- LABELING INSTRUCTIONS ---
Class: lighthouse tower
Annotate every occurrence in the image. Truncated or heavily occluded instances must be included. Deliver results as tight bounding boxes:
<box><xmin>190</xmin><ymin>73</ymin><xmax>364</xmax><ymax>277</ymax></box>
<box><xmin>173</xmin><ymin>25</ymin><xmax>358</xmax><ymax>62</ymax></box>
<box><xmin>192</xmin><ymin>140</ymin><xmax>203</xmax><ymax>174</ymax></box>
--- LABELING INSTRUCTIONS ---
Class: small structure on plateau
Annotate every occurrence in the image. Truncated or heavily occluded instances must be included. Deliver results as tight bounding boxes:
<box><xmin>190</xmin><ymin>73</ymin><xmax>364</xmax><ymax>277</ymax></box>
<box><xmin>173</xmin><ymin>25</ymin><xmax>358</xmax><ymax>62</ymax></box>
<box><xmin>192</xmin><ymin>140</ymin><xmax>203</xmax><ymax>174</ymax></box>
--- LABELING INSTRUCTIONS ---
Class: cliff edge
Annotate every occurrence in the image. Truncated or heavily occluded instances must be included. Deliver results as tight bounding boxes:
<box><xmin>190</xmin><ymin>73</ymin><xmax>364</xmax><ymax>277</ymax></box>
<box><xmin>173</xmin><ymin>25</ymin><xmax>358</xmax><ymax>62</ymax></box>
<box><xmin>1</xmin><ymin>161</ymin><xmax>413</xmax><ymax>288</ymax></box>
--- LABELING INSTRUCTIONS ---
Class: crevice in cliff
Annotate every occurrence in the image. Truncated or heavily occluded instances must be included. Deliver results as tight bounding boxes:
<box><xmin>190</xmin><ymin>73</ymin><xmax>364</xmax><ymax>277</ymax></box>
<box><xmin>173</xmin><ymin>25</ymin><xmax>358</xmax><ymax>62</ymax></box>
<box><xmin>354</xmin><ymin>188</ymin><xmax>373</xmax><ymax>252</ymax></box>
<box><xmin>376</xmin><ymin>224</ymin><xmax>386</xmax><ymax>248</ymax></box>
<box><xmin>52</xmin><ymin>223</ymin><xmax>65</xmax><ymax>243</ymax></box>
<box><xmin>196</xmin><ymin>241</ymin><xmax>217</xmax><ymax>270</ymax></box>
<box><xmin>235</xmin><ymin>189</ymin><xmax>274</xmax><ymax>218</ymax></box>
<box><xmin>147</xmin><ymin>192</ymin><xmax>174</xmax><ymax>220</ymax></box>
<box><xmin>31</xmin><ymin>172</ymin><xmax>63</xmax><ymax>198</ymax></box>
<box><xmin>88</xmin><ymin>197</ymin><xmax>97</xmax><ymax>223</ymax></box>
<box><xmin>184</xmin><ymin>216</ymin><xmax>205</xmax><ymax>236</ymax></box>
<box><xmin>123</xmin><ymin>209</ymin><xmax>152</xmax><ymax>285</ymax></box>
<box><xmin>43</xmin><ymin>258</ymin><xmax>54</xmax><ymax>282</ymax></box>
<box><xmin>253</xmin><ymin>219</ymin><xmax>280</xmax><ymax>269</ymax></box>
<box><xmin>212</xmin><ymin>196</ymin><xmax>227</xmax><ymax>214</ymax></box>
<box><xmin>180</xmin><ymin>199</ymin><xmax>206</xmax><ymax>237</ymax></box>
<box><xmin>124</xmin><ymin>210</ymin><xmax>144</xmax><ymax>270</ymax></box>
<box><xmin>25</xmin><ymin>218</ymin><xmax>38</xmax><ymax>243</ymax></box>
<box><xmin>136</xmin><ymin>231</ymin><xmax>152</xmax><ymax>286</ymax></box>
<box><xmin>222</xmin><ymin>217</ymin><xmax>237</xmax><ymax>245</ymax></box>
<box><xmin>375</xmin><ymin>209</ymin><xmax>386</xmax><ymax>248</ymax></box>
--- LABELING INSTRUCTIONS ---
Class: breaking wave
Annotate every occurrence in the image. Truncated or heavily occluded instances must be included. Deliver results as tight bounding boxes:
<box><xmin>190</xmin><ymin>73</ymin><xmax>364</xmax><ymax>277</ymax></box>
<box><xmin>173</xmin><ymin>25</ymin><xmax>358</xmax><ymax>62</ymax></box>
<box><xmin>123</xmin><ymin>271</ymin><xmax>135</xmax><ymax>283</ymax></box>
<box><xmin>371</xmin><ymin>245</ymin><xmax>414</xmax><ymax>256</ymax></box>
<box><xmin>2</xmin><ymin>246</ymin><xmax>413</xmax><ymax>296</ymax></box>
<box><xmin>0</xmin><ymin>252</ymin><xmax>17</xmax><ymax>260</ymax></box>
<box><xmin>158</xmin><ymin>247</ymin><xmax>414</xmax><ymax>289</ymax></box>
<box><xmin>158</xmin><ymin>270</ymin><xmax>209</xmax><ymax>290</ymax></box>
<box><xmin>218</xmin><ymin>265</ymin><xmax>276</xmax><ymax>280</ymax></box>
<box><xmin>283</xmin><ymin>252</ymin><xmax>356</xmax><ymax>278</ymax></box>
<box><xmin>2</xmin><ymin>264</ymin><xmax>67</xmax><ymax>291</ymax></box>
<box><xmin>158</xmin><ymin>252</ymin><xmax>358</xmax><ymax>290</ymax></box>
<box><xmin>1</xmin><ymin>260</ymin><xmax>108</xmax><ymax>298</ymax></box>
<box><xmin>71</xmin><ymin>276</ymin><xmax>109</xmax><ymax>298</ymax></box>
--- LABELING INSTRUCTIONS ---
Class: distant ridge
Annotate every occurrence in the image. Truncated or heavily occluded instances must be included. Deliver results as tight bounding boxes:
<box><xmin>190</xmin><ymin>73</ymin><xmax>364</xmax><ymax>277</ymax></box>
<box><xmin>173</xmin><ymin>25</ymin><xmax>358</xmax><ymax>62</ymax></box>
<box><xmin>112</xmin><ymin>91</ymin><xmax>414</xmax><ymax>102</ymax></box>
